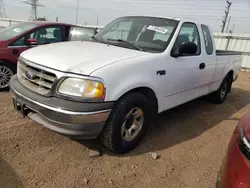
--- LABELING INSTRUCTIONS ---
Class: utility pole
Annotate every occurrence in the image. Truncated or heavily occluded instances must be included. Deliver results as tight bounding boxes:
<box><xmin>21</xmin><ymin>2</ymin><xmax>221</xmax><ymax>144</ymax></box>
<box><xmin>22</xmin><ymin>0</ymin><xmax>45</xmax><ymax>21</ymax></box>
<box><xmin>231</xmin><ymin>24</ymin><xmax>235</xmax><ymax>34</ymax></box>
<box><xmin>76</xmin><ymin>0</ymin><xmax>79</xmax><ymax>24</ymax></box>
<box><xmin>0</xmin><ymin>0</ymin><xmax>7</xmax><ymax>18</ymax></box>
<box><xmin>226</xmin><ymin>16</ymin><xmax>231</xmax><ymax>33</ymax></box>
<box><xmin>96</xmin><ymin>14</ymin><xmax>99</xmax><ymax>25</ymax></box>
<box><xmin>221</xmin><ymin>0</ymin><xmax>232</xmax><ymax>33</ymax></box>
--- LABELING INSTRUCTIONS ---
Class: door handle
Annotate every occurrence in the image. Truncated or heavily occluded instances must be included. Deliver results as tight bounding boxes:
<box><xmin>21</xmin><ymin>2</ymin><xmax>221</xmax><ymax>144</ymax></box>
<box><xmin>199</xmin><ymin>63</ymin><xmax>206</xmax><ymax>70</ymax></box>
<box><xmin>157</xmin><ymin>70</ymin><xmax>166</xmax><ymax>76</ymax></box>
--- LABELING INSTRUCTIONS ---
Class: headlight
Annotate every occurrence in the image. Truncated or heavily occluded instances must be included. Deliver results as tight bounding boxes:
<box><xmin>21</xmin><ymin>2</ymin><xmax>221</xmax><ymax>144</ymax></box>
<box><xmin>238</xmin><ymin>127</ymin><xmax>250</xmax><ymax>160</ymax></box>
<box><xmin>58</xmin><ymin>77</ymin><xmax>105</xmax><ymax>100</ymax></box>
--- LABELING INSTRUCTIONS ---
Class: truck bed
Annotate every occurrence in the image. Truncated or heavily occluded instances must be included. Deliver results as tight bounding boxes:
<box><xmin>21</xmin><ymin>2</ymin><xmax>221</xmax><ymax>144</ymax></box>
<box><xmin>216</xmin><ymin>50</ymin><xmax>242</xmax><ymax>82</ymax></box>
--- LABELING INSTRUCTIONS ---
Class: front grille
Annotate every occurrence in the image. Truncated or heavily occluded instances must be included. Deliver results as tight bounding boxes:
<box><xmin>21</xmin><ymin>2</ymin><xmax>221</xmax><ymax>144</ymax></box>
<box><xmin>18</xmin><ymin>59</ymin><xmax>57</xmax><ymax>95</ymax></box>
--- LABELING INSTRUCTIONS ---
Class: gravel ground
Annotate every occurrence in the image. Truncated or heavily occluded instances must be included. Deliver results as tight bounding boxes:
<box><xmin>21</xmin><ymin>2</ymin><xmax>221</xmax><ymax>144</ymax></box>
<box><xmin>1</xmin><ymin>72</ymin><xmax>250</xmax><ymax>188</ymax></box>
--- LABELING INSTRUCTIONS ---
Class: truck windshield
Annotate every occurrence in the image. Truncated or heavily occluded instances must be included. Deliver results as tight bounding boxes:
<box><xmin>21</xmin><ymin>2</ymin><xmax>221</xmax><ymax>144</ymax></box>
<box><xmin>94</xmin><ymin>16</ymin><xmax>179</xmax><ymax>53</ymax></box>
<box><xmin>0</xmin><ymin>22</ymin><xmax>38</xmax><ymax>40</ymax></box>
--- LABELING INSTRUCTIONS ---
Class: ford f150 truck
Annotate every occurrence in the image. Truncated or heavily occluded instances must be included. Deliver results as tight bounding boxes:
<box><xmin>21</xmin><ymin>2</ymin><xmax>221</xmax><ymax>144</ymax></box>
<box><xmin>0</xmin><ymin>22</ymin><xmax>98</xmax><ymax>91</ymax></box>
<box><xmin>9</xmin><ymin>16</ymin><xmax>242</xmax><ymax>153</ymax></box>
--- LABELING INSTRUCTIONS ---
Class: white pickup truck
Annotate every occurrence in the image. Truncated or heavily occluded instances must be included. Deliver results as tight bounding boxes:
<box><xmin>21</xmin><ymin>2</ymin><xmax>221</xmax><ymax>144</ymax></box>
<box><xmin>10</xmin><ymin>16</ymin><xmax>242</xmax><ymax>153</ymax></box>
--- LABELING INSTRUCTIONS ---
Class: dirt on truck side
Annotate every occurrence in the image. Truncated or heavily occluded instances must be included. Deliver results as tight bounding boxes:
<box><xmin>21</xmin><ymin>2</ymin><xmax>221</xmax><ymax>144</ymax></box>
<box><xmin>1</xmin><ymin>72</ymin><xmax>250</xmax><ymax>188</ymax></box>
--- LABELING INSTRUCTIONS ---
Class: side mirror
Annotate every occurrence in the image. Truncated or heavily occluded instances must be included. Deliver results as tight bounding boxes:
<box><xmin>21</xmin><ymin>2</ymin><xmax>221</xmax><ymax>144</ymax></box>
<box><xmin>171</xmin><ymin>42</ymin><xmax>198</xmax><ymax>57</ymax></box>
<box><xmin>27</xmin><ymin>38</ymin><xmax>39</xmax><ymax>46</ymax></box>
<box><xmin>179</xmin><ymin>42</ymin><xmax>197</xmax><ymax>55</ymax></box>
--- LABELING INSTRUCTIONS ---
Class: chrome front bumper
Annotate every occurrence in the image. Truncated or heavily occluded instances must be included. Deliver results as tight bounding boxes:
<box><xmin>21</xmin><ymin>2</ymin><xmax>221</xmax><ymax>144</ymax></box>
<box><xmin>10</xmin><ymin>75</ymin><xmax>113</xmax><ymax>139</ymax></box>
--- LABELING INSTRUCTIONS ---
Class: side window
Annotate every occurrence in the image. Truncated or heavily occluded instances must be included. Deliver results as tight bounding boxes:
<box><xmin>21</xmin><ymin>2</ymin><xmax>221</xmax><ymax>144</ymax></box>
<box><xmin>201</xmin><ymin>25</ymin><xmax>213</xmax><ymax>55</ymax></box>
<box><xmin>173</xmin><ymin>22</ymin><xmax>201</xmax><ymax>55</ymax></box>
<box><xmin>65</xmin><ymin>26</ymin><xmax>71</xmax><ymax>40</ymax></box>
<box><xmin>30</xmin><ymin>26</ymin><xmax>62</xmax><ymax>45</ymax></box>
<box><xmin>11</xmin><ymin>37</ymin><xmax>26</xmax><ymax>46</ymax></box>
<box><xmin>10</xmin><ymin>27</ymin><xmax>63</xmax><ymax>46</ymax></box>
<box><xmin>30</xmin><ymin>32</ymin><xmax>36</xmax><ymax>39</ymax></box>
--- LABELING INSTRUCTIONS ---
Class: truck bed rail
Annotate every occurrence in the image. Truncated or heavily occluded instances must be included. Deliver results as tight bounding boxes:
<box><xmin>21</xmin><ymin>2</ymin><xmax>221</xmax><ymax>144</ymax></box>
<box><xmin>216</xmin><ymin>50</ymin><xmax>243</xmax><ymax>56</ymax></box>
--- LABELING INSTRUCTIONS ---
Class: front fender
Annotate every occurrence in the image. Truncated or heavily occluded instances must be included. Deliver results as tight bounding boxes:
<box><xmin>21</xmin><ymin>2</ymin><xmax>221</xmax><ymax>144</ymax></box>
<box><xmin>90</xmin><ymin>53</ymin><xmax>164</xmax><ymax>112</ymax></box>
<box><xmin>105</xmin><ymin>76</ymin><xmax>162</xmax><ymax>112</ymax></box>
<box><xmin>108</xmin><ymin>78</ymin><xmax>160</xmax><ymax>102</ymax></box>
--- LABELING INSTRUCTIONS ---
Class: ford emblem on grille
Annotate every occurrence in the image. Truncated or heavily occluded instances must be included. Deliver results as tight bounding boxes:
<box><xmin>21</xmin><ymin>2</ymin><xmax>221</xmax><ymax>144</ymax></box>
<box><xmin>25</xmin><ymin>71</ymin><xmax>35</xmax><ymax>80</ymax></box>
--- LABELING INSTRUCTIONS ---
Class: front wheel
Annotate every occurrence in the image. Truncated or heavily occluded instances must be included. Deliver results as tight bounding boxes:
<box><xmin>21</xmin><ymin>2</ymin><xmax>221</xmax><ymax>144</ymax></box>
<box><xmin>100</xmin><ymin>92</ymin><xmax>152</xmax><ymax>153</ymax></box>
<box><xmin>0</xmin><ymin>62</ymin><xmax>15</xmax><ymax>91</ymax></box>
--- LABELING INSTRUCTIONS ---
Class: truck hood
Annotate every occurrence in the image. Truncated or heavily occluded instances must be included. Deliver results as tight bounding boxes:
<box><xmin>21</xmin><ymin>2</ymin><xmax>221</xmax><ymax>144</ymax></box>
<box><xmin>20</xmin><ymin>41</ymin><xmax>148</xmax><ymax>75</ymax></box>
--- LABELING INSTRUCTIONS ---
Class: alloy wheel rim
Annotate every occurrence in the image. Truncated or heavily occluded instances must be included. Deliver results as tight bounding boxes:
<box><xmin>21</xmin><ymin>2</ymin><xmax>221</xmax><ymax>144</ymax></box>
<box><xmin>0</xmin><ymin>66</ymin><xmax>13</xmax><ymax>89</ymax></box>
<box><xmin>220</xmin><ymin>81</ymin><xmax>228</xmax><ymax>99</ymax></box>
<box><xmin>121</xmin><ymin>107</ymin><xmax>144</xmax><ymax>142</ymax></box>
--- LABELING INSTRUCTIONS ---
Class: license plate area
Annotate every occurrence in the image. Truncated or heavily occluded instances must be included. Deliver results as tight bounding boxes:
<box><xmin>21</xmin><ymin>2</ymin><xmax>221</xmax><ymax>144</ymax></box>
<box><xmin>13</xmin><ymin>98</ymin><xmax>29</xmax><ymax>118</ymax></box>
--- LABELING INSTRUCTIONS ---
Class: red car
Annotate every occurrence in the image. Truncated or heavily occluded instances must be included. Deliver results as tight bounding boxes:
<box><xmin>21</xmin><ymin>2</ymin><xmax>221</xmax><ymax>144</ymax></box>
<box><xmin>217</xmin><ymin>110</ymin><xmax>250</xmax><ymax>188</ymax></box>
<box><xmin>0</xmin><ymin>21</ymin><xmax>98</xmax><ymax>91</ymax></box>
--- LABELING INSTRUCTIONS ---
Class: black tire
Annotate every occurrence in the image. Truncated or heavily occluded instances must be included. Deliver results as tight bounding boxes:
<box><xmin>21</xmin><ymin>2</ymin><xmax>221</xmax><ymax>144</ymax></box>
<box><xmin>207</xmin><ymin>75</ymin><xmax>231</xmax><ymax>104</ymax></box>
<box><xmin>0</xmin><ymin>62</ymin><xmax>16</xmax><ymax>91</ymax></box>
<box><xmin>100</xmin><ymin>92</ymin><xmax>152</xmax><ymax>153</ymax></box>
<box><xmin>227</xmin><ymin>73</ymin><xmax>233</xmax><ymax>93</ymax></box>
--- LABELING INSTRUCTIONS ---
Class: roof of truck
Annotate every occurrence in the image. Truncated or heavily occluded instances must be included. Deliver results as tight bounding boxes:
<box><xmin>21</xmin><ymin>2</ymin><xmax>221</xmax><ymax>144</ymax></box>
<box><xmin>119</xmin><ymin>15</ymin><xmax>181</xmax><ymax>21</ymax></box>
<box><xmin>117</xmin><ymin>16</ymin><xmax>204</xmax><ymax>25</ymax></box>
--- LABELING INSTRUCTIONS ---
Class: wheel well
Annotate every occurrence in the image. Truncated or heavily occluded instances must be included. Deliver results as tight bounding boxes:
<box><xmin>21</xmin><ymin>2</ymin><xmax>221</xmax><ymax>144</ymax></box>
<box><xmin>228</xmin><ymin>70</ymin><xmax>234</xmax><ymax>80</ymax></box>
<box><xmin>118</xmin><ymin>87</ymin><xmax>158</xmax><ymax>114</ymax></box>
<box><xmin>227</xmin><ymin>70</ymin><xmax>234</xmax><ymax>93</ymax></box>
<box><xmin>0</xmin><ymin>60</ymin><xmax>17</xmax><ymax>73</ymax></box>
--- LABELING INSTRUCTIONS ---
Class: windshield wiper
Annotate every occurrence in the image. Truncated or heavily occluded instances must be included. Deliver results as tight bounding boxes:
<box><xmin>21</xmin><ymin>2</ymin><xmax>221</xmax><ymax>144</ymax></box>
<box><xmin>107</xmin><ymin>38</ymin><xmax>144</xmax><ymax>51</ymax></box>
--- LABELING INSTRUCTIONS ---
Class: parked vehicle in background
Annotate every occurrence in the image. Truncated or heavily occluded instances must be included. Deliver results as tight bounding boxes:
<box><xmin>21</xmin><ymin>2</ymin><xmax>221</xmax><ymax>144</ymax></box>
<box><xmin>10</xmin><ymin>16</ymin><xmax>242</xmax><ymax>153</ymax></box>
<box><xmin>69</xmin><ymin>26</ymin><xmax>98</xmax><ymax>41</ymax></box>
<box><xmin>0</xmin><ymin>22</ymin><xmax>98</xmax><ymax>91</ymax></box>
<box><xmin>216</xmin><ymin>110</ymin><xmax>250</xmax><ymax>188</ymax></box>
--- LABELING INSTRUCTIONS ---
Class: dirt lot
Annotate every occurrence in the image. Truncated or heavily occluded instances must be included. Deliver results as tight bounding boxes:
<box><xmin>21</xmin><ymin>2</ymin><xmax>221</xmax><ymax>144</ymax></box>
<box><xmin>1</xmin><ymin>72</ymin><xmax>250</xmax><ymax>188</ymax></box>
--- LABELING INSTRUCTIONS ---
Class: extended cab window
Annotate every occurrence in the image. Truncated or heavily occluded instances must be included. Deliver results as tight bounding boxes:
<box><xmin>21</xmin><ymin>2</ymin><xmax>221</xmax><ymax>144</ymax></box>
<box><xmin>201</xmin><ymin>24</ymin><xmax>214</xmax><ymax>55</ymax></box>
<box><xmin>173</xmin><ymin>22</ymin><xmax>201</xmax><ymax>56</ymax></box>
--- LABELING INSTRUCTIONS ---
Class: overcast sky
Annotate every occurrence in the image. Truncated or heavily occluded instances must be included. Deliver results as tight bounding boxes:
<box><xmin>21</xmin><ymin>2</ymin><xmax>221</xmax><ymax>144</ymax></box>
<box><xmin>4</xmin><ymin>0</ymin><xmax>250</xmax><ymax>33</ymax></box>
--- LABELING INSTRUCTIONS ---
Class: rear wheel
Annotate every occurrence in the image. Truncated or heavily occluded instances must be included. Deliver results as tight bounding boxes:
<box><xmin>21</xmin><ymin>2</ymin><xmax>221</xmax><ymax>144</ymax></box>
<box><xmin>207</xmin><ymin>75</ymin><xmax>231</xmax><ymax>104</ymax></box>
<box><xmin>0</xmin><ymin>62</ymin><xmax>15</xmax><ymax>91</ymax></box>
<box><xmin>100</xmin><ymin>92</ymin><xmax>152</xmax><ymax>153</ymax></box>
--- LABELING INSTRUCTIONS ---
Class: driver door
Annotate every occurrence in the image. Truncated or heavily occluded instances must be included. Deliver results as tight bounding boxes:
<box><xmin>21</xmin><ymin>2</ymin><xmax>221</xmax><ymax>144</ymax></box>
<box><xmin>162</xmin><ymin>22</ymin><xmax>207</xmax><ymax>110</ymax></box>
